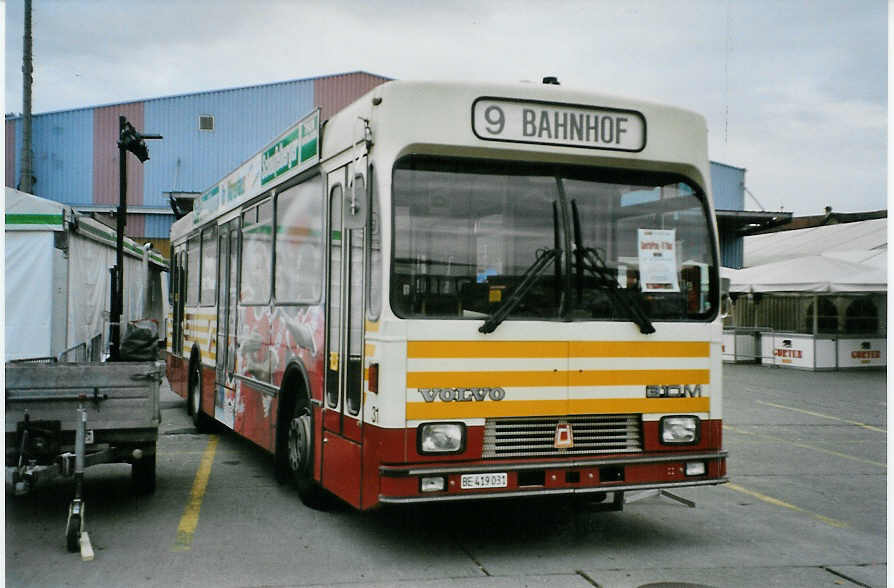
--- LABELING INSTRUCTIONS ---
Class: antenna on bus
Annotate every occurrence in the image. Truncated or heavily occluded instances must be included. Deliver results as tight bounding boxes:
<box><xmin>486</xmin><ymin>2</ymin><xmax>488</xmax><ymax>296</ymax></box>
<box><xmin>542</xmin><ymin>76</ymin><xmax>560</xmax><ymax>85</ymax></box>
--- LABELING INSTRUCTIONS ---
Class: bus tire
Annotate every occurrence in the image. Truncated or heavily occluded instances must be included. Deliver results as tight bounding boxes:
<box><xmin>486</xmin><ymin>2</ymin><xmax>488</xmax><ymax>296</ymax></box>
<box><xmin>285</xmin><ymin>400</ymin><xmax>330</xmax><ymax>510</ymax></box>
<box><xmin>189</xmin><ymin>360</ymin><xmax>212</xmax><ymax>433</ymax></box>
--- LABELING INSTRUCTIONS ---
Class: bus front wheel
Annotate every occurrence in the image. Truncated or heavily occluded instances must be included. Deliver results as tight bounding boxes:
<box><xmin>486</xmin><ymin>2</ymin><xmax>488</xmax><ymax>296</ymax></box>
<box><xmin>287</xmin><ymin>403</ymin><xmax>330</xmax><ymax>510</ymax></box>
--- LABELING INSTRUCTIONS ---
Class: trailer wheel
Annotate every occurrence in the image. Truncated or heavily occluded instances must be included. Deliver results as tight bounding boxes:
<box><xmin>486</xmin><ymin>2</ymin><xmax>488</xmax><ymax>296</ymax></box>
<box><xmin>132</xmin><ymin>450</ymin><xmax>156</xmax><ymax>494</ymax></box>
<box><xmin>287</xmin><ymin>402</ymin><xmax>330</xmax><ymax>510</ymax></box>
<box><xmin>189</xmin><ymin>362</ymin><xmax>212</xmax><ymax>432</ymax></box>
<box><xmin>66</xmin><ymin>514</ymin><xmax>80</xmax><ymax>552</ymax></box>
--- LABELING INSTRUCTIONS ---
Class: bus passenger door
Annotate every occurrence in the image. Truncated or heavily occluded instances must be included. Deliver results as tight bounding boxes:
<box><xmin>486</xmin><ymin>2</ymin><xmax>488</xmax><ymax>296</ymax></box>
<box><xmin>322</xmin><ymin>163</ymin><xmax>367</xmax><ymax>507</ymax></box>
<box><xmin>173</xmin><ymin>250</ymin><xmax>186</xmax><ymax>355</ymax></box>
<box><xmin>215</xmin><ymin>219</ymin><xmax>238</xmax><ymax>428</ymax></box>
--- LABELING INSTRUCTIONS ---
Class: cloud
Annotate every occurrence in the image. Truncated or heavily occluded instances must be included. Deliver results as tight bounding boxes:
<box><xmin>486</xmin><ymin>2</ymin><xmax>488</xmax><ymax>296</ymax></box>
<box><xmin>4</xmin><ymin>0</ymin><xmax>886</xmax><ymax>215</ymax></box>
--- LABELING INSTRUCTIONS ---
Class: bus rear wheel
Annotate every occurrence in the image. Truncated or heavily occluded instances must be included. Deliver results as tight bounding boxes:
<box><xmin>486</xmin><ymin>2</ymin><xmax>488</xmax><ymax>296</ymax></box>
<box><xmin>189</xmin><ymin>362</ymin><xmax>212</xmax><ymax>433</ymax></box>
<box><xmin>287</xmin><ymin>403</ymin><xmax>330</xmax><ymax>510</ymax></box>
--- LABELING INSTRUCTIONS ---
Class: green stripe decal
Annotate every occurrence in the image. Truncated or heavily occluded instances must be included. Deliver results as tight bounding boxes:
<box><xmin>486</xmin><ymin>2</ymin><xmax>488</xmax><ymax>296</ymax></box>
<box><xmin>300</xmin><ymin>137</ymin><xmax>318</xmax><ymax>162</ymax></box>
<box><xmin>6</xmin><ymin>213</ymin><xmax>64</xmax><ymax>225</ymax></box>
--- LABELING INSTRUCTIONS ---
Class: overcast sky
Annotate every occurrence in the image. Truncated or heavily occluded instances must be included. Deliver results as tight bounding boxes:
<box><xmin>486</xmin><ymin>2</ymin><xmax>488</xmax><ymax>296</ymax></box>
<box><xmin>3</xmin><ymin>0</ymin><xmax>888</xmax><ymax>215</ymax></box>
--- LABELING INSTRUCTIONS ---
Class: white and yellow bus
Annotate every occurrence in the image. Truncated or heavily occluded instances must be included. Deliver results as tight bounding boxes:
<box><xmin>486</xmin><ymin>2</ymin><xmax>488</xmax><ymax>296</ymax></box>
<box><xmin>167</xmin><ymin>79</ymin><xmax>727</xmax><ymax>510</ymax></box>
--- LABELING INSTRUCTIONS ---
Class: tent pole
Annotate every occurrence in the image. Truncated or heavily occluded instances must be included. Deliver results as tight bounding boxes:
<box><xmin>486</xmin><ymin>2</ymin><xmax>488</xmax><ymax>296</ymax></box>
<box><xmin>812</xmin><ymin>294</ymin><xmax>818</xmax><ymax>335</ymax></box>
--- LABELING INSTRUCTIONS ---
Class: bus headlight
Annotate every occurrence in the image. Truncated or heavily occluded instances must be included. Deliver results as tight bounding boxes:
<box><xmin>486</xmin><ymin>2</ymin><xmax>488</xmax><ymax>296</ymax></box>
<box><xmin>418</xmin><ymin>422</ymin><xmax>465</xmax><ymax>454</ymax></box>
<box><xmin>660</xmin><ymin>416</ymin><xmax>700</xmax><ymax>445</ymax></box>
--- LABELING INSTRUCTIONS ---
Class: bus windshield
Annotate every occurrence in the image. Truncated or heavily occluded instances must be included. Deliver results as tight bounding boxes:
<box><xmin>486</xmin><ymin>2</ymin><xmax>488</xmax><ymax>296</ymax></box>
<box><xmin>391</xmin><ymin>156</ymin><xmax>717</xmax><ymax>324</ymax></box>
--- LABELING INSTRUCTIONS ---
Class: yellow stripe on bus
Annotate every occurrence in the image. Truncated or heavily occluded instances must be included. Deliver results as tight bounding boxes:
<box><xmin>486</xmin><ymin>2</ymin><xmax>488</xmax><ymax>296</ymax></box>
<box><xmin>407</xmin><ymin>340</ymin><xmax>709</xmax><ymax>359</ymax></box>
<box><xmin>409</xmin><ymin>341</ymin><xmax>567</xmax><ymax>358</ymax></box>
<box><xmin>407</xmin><ymin>369</ymin><xmax>709</xmax><ymax>389</ymax></box>
<box><xmin>570</xmin><ymin>341</ymin><xmax>709</xmax><ymax>358</ymax></box>
<box><xmin>406</xmin><ymin>397</ymin><xmax>710</xmax><ymax>420</ymax></box>
<box><xmin>185</xmin><ymin>313</ymin><xmax>216</xmax><ymax>321</ymax></box>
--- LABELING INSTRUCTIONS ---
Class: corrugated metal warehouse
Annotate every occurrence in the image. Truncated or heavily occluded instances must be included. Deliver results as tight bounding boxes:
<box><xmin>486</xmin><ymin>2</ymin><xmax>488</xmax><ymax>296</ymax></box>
<box><xmin>6</xmin><ymin>71</ymin><xmax>756</xmax><ymax>264</ymax></box>
<box><xmin>5</xmin><ymin>71</ymin><xmax>389</xmax><ymax>257</ymax></box>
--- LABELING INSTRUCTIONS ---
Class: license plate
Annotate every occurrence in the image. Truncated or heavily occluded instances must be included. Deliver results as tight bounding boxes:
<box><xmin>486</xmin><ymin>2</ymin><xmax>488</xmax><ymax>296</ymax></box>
<box><xmin>460</xmin><ymin>472</ymin><xmax>507</xmax><ymax>490</ymax></box>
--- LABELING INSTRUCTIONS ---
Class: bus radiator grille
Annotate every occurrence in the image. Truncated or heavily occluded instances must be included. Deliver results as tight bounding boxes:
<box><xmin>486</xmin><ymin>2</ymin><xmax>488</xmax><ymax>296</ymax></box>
<box><xmin>482</xmin><ymin>414</ymin><xmax>642</xmax><ymax>458</ymax></box>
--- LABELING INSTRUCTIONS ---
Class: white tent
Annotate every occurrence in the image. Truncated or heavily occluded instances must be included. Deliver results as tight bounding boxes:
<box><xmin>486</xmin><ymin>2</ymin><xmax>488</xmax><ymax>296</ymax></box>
<box><xmin>744</xmin><ymin>218</ymin><xmax>887</xmax><ymax>267</ymax></box>
<box><xmin>830</xmin><ymin>265</ymin><xmax>888</xmax><ymax>293</ymax></box>
<box><xmin>823</xmin><ymin>248</ymin><xmax>887</xmax><ymax>268</ymax></box>
<box><xmin>728</xmin><ymin>254</ymin><xmax>886</xmax><ymax>293</ymax></box>
<box><xmin>732</xmin><ymin>217</ymin><xmax>887</xmax><ymax>295</ymax></box>
<box><xmin>5</xmin><ymin>188</ymin><xmax>168</xmax><ymax>361</ymax></box>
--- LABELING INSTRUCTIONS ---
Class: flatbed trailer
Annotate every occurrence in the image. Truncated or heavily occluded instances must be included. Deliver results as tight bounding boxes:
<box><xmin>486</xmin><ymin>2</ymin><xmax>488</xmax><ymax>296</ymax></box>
<box><xmin>5</xmin><ymin>360</ymin><xmax>164</xmax><ymax>556</ymax></box>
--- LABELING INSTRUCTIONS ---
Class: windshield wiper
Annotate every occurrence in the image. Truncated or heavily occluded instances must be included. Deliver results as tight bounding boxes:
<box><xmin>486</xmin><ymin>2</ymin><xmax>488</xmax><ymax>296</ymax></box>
<box><xmin>479</xmin><ymin>248</ymin><xmax>560</xmax><ymax>334</ymax></box>
<box><xmin>570</xmin><ymin>200</ymin><xmax>655</xmax><ymax>335</ymax></box>
<box><xmin>578</xmin><ymin>246</ymin><xmax>655</xmax><ymax>334</ymax></box>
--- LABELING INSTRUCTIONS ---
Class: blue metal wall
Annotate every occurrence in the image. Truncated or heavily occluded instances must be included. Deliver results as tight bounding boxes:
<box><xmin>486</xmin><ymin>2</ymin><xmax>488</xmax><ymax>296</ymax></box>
<box><xmin>710</xmin><ymin>161</ymin><xmax>745</xmax><ymax>211</ymax></box>
<box><xmin>9</xmin><ymin>118</ymin><xmax>21</xmax><ymax>188</ymax></box>
<box><xmin>720</xmin><ymin>232</ymin><xmax>743</xmax><ymax>269</ymax></box>
<box><xmin>143</xmin><ymin>80</ymin><xmax>315</xmax><ymax>210</ymax></box>
<box><xmin>144</xmin><ymin>214</ymin><xmax>175</xmax><ymax>239</ymax></box>
<box><xmin>28</xmin><ymin>109</ymin><xmax>94</xmax><ymax>205</ymax></box>
<box><xmin>710</xmin><ymin>161</ymin><xmax>746</xmax><ymax>268</ymax></box>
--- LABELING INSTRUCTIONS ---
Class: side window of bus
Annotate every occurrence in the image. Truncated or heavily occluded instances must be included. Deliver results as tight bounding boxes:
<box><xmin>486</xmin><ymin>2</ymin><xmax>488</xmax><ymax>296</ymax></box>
<box><xmin>187</xmin><ymin>235</ymin><xmax>200</xmax><ymax>305</ymax></box>
<box><xmin>200</xmin><ymin>225</ymin><xmax>217</xmax><ymax>305</ymax></box>
<box><xmin>240</xmin><ymin>199</ymin><xmax>273</xmax><ymax>304</ymax></box>
<box><xmin>367</xmin><ymin>168</ymin><xmax>381</xmax><ymax>320</ymax></box>
<box><xmin>275</xmin><ymin>176</ymin><xmax>323</xmax><ymax>303</ymax></box>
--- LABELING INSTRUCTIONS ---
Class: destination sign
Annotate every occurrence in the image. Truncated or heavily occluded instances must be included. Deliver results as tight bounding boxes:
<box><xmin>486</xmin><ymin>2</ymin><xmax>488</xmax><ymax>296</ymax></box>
<box><xmin>472</xmin><ymin>98</ymin><xmax>645</xmax><ymax>152</ymax></box>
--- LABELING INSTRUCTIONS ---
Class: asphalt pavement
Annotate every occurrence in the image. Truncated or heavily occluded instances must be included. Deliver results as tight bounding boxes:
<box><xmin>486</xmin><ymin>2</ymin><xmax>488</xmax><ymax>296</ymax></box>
<box><xmin>5</xmin><ymin>363</ymin><xmax>888</xmax><ymax>588</ymax></box>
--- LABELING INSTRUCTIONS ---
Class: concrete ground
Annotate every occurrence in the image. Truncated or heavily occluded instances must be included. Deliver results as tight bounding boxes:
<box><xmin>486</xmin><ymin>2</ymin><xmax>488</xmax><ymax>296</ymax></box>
<box><xmin>5</xmin><ymin>363</ymin><xmax>887</xmax><ymax>587</ymax></box>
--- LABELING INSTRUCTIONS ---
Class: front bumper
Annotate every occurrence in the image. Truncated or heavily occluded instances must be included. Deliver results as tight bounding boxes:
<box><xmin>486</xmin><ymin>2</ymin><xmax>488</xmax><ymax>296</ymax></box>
<box><xmin>378</xmin><ymin>450</ymin><xmax>727</xmax><ymax>505</ymax></box>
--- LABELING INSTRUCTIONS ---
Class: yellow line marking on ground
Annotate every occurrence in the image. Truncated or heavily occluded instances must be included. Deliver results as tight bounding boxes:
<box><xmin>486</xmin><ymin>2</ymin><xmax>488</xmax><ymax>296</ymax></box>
<box><xmin>756</xmin><ymin>400</ymin><xmax>887</xmax><ymax>434</ymax></box>
<box><xmin>172</xmin><ymin>435</ymin><xmax>219</xmax><ymax>552</ymax></box>
<box><xmin>158</xmin><ymin>451</ymin><xmax>215</xmax><ymax>456</ymax></box>
<box><xmin>725</xmin><ymin>483</ymin><xmax>848</xmax><ymax>528</ymax></box>
<box><xmin>724</xmin><ymin>425</ymin><xmax>886</xmax><ymax>468</ymax></box>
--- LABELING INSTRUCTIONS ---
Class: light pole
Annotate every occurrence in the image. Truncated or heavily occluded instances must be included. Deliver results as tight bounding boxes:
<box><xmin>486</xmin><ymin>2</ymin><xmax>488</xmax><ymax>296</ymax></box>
<box><xmin>109</xmin><ymin>117</ymin><xmax>162</xmax><ymax>361</ymax></box>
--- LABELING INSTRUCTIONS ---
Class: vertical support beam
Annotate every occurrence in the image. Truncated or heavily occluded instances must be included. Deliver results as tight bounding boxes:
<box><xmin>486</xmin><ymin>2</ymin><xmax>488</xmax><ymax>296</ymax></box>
<box><xmin>110</xmin><ymin>116</ymin><xmax>128</xmax><ymax>361</ymax></box>
<box><xmin>812</xmin><ymin>294</ymin><xmax>819</xmax><ymax>335</ymax></box>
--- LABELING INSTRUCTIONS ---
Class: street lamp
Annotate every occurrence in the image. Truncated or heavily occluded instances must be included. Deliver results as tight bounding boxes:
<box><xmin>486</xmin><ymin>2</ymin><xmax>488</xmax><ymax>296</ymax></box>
<box><xmin>109</xmin><ymin>116</ymin><xmax>162</xmax><ymax>361</ymax></box>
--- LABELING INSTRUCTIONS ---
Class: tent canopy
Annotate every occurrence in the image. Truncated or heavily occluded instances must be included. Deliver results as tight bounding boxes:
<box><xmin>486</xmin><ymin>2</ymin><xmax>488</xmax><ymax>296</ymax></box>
<box><xmin>732</xmin><ymin>218</ymin><xmax>887</xmax><ymax>294</ymax></box>
<box><xmin>726</xmin><ymin>253</ymin><xmax>887</xmax><ymax>293</ymax></box>
<box><xmin>744</xmin><ymin>218</ymin><xmax>887</xmax><ymax>267</ymax></box>
<box><xmin>5</xmin><ymin>187</ymin><xmax>67</xmax><ymax>231</ymax></box>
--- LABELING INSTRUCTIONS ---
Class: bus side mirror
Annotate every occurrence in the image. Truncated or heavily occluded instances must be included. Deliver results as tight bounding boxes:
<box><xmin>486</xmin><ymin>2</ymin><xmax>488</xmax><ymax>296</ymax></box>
<box><xmin>344</xmin><ymin>174</ymin><xmax>368</xmax><ymax>229</ymax></box>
